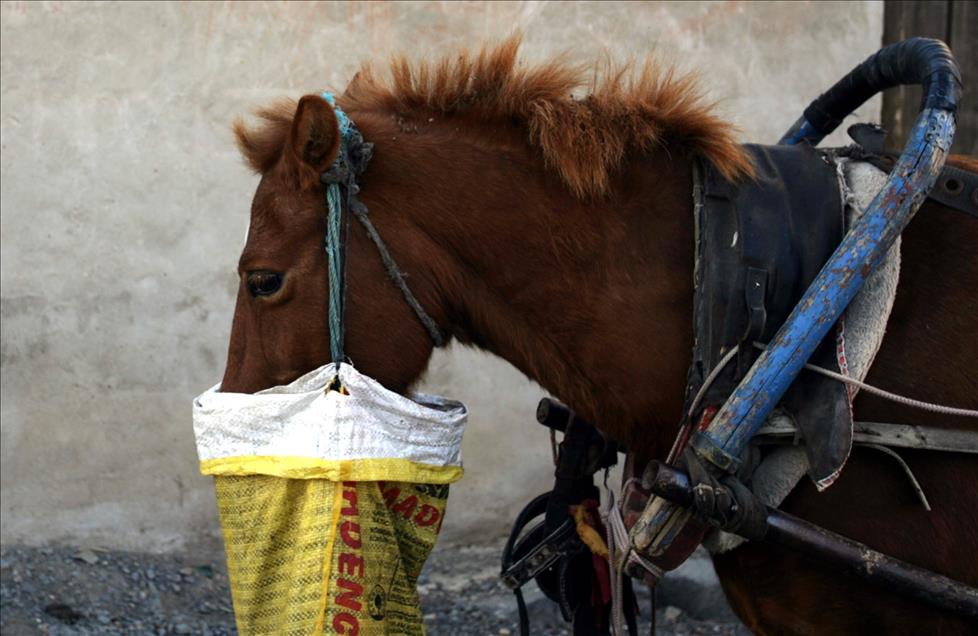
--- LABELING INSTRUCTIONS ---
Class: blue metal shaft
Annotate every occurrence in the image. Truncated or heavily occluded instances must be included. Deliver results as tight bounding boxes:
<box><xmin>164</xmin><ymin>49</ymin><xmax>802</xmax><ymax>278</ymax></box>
<box><xmin>778</xmin><ymin>116</ymin><xmax>825</xmax><ymax>146</ymax></box>
<box><xmin>690</xmin><ymin>108</ymin><xmax>954</xmax><ymax>471</ymax></box>
<box><xmin>632</xmin><ymin>108</ymin><xmax>954</xmax><ymax>556</ymax></box>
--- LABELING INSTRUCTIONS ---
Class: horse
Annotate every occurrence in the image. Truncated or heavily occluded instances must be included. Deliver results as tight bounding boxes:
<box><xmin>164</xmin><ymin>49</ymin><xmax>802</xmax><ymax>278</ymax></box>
<box><xmin>218</xmin><ymin>38</ymin><xmax>978</xmax><ymax>634</ymax></box>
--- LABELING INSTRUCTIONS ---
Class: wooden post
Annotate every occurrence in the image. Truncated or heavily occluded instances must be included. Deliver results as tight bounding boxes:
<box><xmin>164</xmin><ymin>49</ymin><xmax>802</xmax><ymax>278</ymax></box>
<box><xmin>883</xmin><ymin>1</ymin><xmax>977</xmax><ymax>155</ymax></box>
<box><xmin>947</xmin><ymin>1</ymin><xmax>977</xmax><ymax>155</ymax></box>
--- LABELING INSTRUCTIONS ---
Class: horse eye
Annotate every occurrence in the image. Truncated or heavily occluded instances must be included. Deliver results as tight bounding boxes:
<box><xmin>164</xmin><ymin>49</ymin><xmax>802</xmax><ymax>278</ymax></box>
<box><xmin>246</xmin><ymin>271</ymin><xmax>284</xmax><ymax>297</ymax></box>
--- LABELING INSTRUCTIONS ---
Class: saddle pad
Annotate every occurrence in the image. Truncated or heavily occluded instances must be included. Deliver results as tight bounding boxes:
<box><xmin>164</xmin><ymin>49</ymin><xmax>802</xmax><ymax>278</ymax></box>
<box><xmin>705</xmin><ymin>159</ymin><xmax>897</xmax><ymax>554</ymax></box>
<box><xmin>689</xmin><ymin>142</ymin><xmax>860</xmax><ymax>488</ymax></box>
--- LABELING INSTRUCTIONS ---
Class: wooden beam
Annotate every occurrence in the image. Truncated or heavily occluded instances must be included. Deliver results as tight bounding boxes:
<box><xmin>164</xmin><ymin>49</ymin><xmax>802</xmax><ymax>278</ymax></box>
<box><xmin>881</xmin><ymin>1</ymin><xmax>950</xmax><ymax>151</ymax></box>
<box><xmin>948</xmin><ymin>0</ymin><xmax>977</xmax><ymax>155</ymax></box>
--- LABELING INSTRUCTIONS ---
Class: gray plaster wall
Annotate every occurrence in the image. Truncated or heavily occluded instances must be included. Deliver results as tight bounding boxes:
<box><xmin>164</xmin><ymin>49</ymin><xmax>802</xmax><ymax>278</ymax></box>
<box><xmin>0</xmin><ymin>1</ymin><xmax>883</xmax><ymax>553</ymax></box>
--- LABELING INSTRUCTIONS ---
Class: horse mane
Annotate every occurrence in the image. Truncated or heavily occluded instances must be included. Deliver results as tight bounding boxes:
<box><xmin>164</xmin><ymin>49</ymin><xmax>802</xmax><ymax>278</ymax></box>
<box><xmin>235</xmin><ymin>36</ymin><xmax>752</xmax><ymax>198</ymax></box>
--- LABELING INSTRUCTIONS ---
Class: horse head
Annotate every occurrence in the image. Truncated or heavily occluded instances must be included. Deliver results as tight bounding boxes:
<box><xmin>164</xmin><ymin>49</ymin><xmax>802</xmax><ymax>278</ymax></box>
<box><xmin>218</xmin><ymin>38</ymin><xmax>750</xmax><ymax>453</ymax></box>
<box><xmin>221</xmin><ymin>95</ymin><xmax>443</xmax><ymax>395</ymax></box>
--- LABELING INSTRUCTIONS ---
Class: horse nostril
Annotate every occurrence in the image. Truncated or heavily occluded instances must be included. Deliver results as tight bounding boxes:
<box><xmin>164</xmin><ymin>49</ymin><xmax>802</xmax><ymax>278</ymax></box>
<box><xmin>247</xmin><ymin>271</ymin><xmax>284</xmax><ymax>297</ymax></box>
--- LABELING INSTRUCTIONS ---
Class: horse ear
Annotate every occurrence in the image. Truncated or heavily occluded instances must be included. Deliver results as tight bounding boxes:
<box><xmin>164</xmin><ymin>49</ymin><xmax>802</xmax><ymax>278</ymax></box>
<box><xmin>288</xmin><ymin>95</ymin><xmax>341</xmax><ymax>181</ymax></box>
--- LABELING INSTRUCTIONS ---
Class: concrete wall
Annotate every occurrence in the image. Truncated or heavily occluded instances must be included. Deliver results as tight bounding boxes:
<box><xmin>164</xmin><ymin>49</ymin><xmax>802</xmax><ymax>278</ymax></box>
<box><xmin>0</xmin><ymin>1</ymin><xmax>883</xmax><ymax>553</ymax></box>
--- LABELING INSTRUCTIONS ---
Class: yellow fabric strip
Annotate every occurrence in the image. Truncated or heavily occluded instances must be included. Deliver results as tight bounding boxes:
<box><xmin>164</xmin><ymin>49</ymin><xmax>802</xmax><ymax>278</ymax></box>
<box><xmin>572</xmin><ymin>505</ymin><xmax>609</xmax><ymax>558</ymax></box>
<box><xmin>200</xmin><ymin>455</ymin><xmax>464</xmax><ymax>484</ymax></box>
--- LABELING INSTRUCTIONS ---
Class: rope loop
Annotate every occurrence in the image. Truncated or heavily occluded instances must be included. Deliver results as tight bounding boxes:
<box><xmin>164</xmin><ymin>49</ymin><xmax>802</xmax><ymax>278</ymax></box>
<box><xmin>319</xmin><ymin>91</ymin><xmax>373</xmax><ymax>369</ymax></box>
<box><xmin>324</xmin><ymin>181</ymin><xmax>346</xmax><ymax>366</ymax></box>
<box><xmin>317</xmin><ymin>90</ymin><xmax>444</xmax><ymax>369</ymax></box>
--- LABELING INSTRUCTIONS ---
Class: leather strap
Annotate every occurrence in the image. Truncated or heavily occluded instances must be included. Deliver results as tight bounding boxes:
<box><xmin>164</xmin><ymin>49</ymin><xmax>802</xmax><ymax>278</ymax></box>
<box><xmin>928</xmin><ymin>164</ymin><xmax>978</xmax><ymax>219</ymax></box>
<box><xmin>851</xmin><ymin>148</ymin><xmax>978</xmax><ymax>220</ymax></box>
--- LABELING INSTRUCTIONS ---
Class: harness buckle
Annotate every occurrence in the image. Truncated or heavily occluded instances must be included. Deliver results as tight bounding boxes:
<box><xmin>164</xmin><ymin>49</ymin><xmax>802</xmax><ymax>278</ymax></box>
<box><xmin>500</xmin><ymin>519</ymin><xmax>580</xmax><ymax>590</ymax></box>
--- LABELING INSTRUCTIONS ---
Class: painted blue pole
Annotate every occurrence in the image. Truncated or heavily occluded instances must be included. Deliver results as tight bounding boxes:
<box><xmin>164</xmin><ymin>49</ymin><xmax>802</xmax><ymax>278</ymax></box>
<box><xmin>690</xmin><ymin>108</ymin><xmax>955</xmax><ymax>472</ymax></box>
<box><xmin>631</xmin><ymin>37</ymin><xmax>961</xmax><ymax>560</ymax></box>
<box><xmin>633</xmin><ymin>110</ymin><xmax>954</xmax><ymax>558</ymax></box>
<box><xmin>778</xmin><ymin>116</ymin><xmax>824</xmax><ymax>146</ymax></box>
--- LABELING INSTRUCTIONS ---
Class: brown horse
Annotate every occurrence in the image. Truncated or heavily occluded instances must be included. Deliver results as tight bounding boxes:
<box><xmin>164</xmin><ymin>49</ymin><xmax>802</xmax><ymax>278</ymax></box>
<box><xmin>220</xmin><ymin>39</ymin><xmax>978</xmax><ymax>634</ymax></box>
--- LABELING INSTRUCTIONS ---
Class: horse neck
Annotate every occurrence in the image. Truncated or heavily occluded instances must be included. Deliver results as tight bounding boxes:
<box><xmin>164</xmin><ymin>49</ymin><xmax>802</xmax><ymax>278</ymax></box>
<box><xmin>360</xmin><ymin>113</ymin><xmax>696</xmax><ymax>456</ymax></box>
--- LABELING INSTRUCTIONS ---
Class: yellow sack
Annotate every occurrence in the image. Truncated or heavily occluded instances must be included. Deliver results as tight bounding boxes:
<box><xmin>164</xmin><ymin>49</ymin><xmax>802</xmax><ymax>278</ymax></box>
<box><xmin>193</xmin><ymin>363</ymin><xmax>467</xmax><ymax>635</ymax></box>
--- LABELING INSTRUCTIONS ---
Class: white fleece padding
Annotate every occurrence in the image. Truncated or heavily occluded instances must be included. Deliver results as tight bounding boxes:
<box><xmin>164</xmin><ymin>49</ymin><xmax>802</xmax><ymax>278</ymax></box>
<box><xmin>838</xmin><ymin>160</ymin><xmax>900</xmax><ymax>388</ymax></box>
<box><xmin>705</xmin><ymin>160</ymin><xmax>898</xmax><ymax>554</ymax></box>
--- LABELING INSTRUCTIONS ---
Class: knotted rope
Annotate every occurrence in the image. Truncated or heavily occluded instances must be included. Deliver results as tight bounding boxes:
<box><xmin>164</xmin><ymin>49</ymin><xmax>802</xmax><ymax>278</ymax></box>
<box><xmin>319</xmin><ymin>91</ymin><xmax>444</xmax><ymax>368</ymax></box>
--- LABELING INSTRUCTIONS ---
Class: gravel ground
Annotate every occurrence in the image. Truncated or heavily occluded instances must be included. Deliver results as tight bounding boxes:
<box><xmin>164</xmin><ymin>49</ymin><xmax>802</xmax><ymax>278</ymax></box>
<box><xmin>1</xmin><ymin>545</ymin><xmax>234</xmax><ymax>636</ymax></box>
<box><xmin>1</xmin><ymin>543</ymin><xmax>747</xmax><ymax>635</ymax></box>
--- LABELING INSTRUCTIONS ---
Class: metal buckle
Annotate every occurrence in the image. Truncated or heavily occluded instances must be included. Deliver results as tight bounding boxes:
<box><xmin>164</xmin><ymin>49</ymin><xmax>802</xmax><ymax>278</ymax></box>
<box><xmin>500</xmin><ymin>519</ymin><xmax>580</xmax><ymax>590</ymax></box>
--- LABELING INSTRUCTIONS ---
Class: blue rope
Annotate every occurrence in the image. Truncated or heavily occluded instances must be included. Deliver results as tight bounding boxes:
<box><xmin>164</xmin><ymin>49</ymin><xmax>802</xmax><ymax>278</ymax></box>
<box><xmin>322</xmin><ymin>92</ymin><xmax>352</xmax><ymax>136</ymax></box>
<box><xmin>322</xmin><ymin>91</ymin><xmax>350</xmax><ymax>366</ymax></box>
<box><xmin>325</xmin><ymin>179</ymin><xmax>344</xmax><ymax>364</ymax></box>
<box><xmin>319</xmin><ymin>91</ymin><xmax>444</xmax><ymax>369</ymax></box>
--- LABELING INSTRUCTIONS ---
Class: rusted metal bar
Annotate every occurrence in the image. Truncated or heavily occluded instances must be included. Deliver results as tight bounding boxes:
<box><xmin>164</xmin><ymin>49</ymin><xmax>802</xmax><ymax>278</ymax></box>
<box><xmin>764</xmin><ymin>513</ymin><xmax>978</xmax><ymax>618</ymax></box>
<box><xmin>645</xmin><ymin>462</ymin><xmax>978</xmax><ymax>619</ymax></box>
<box><xmin>632</xmin><ymin>38</ymin><xmax>962</xmax><ymax>562</ymax></box>
<box><xmin>690</xmin><ymin>104</ymin><xmax>955</xmax><ymax>472</ymax></box>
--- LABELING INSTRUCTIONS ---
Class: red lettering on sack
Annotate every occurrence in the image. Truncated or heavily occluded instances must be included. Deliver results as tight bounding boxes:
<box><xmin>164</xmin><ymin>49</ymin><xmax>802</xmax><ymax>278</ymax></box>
<box><xmin>413</xmin><ymin>504</ymin><xmax>440</xmax><ymax>527</ymax></box>
<box><xmin>341</xmin><ymin>484</ymin><xmax>358</xmax><ymax>516</ymax></box>
<box><xmin>381</xmin><ymin>486</ymin><xmax>400</xmax><ymax>508</ymax></box>
<box><xmin>332</xmin><ymin>483</ymin><xmax>363</xmax><ymax>631</ymax></box>
<box><xmin>391</xmin><ymin>494</ymin><xmax>418</xmax><ymax>519</ymax></box>
<box><xmin>340</xmin><ymin>521</ymin><xmax>362</xmax><ymax>549</ymax></box>
<box><xmin>332</xmin><ymin>612</ymin><xmax>359</xmax><ymax>635</ymax></box>
<box><xmin>338</xmin><ymin>553</ymin><xmax>364</xmax><ymax>577</ymax></box>
<box><xmin>335</xmin><ymin>578</ymin><xmax>363</xmax><ymax>611</ymax></box>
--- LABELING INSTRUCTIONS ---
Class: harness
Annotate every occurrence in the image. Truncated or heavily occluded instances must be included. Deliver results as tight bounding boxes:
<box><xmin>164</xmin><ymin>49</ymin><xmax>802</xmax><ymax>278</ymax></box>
<box><xmin>501</xmin><ymin>401</ymin><xmax>639</xmax><ymax>636</ymax></box>
<box><xmin>318</xmin><ymin>91</ymin><xmax>443</xmax><ymax>375</ymax></box>
<box><xmin>315</xmin><ymin>39</ymin><xmax>978</xmax><ymax>631</ymax></box>
<box><xmin>505</xmin><ymin>139</ymin><xmax>978</xmax><ymax>635</ymax></box>
<box><xmin>628</xmin><ymin>39</ymin><xmax>972</xmax><ymax>590</ymax></box>
<box><xmin>506</xmin><ymin>38</ymin><xmax>978</xmax><ymax>634</ymax></box>
<box><xmin>682</xmin><ymin>143</ymin><xmax>853</xmax><ymax>488</ymax></box>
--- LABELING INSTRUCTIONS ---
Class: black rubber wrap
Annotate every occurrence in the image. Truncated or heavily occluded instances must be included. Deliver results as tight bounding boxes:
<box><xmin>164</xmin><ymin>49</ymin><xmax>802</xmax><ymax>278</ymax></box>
<box><xmin>803</xmin><ymin>37</ymin><xmax>962</xmax><ymax>137</ymax></box>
